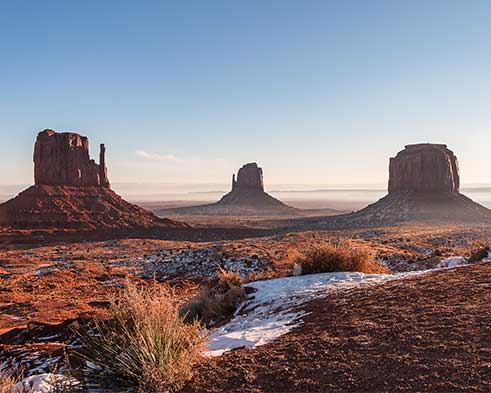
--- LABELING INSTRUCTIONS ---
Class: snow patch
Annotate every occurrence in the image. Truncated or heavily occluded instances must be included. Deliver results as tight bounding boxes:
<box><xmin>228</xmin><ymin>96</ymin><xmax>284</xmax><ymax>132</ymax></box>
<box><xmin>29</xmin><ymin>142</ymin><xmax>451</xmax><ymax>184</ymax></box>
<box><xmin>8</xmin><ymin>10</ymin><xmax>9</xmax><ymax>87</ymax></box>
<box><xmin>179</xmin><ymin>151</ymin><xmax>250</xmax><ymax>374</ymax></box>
<box><xmin>138</xmin><ymin>246</ymin><xmax>269</xmax><ymax>279</ymax></box>
<box><xmin>14</xmin><ymin>374</ymin><xmax>80</xmax><ymax>393</ymax></box>
<box><xmin>437</xmin><ymin>256</ymin><xmax>468</xmax><ymax>269</ymax></box>
<box><xmin>206</xmin><ymin>271</ymin><xmax>420</xmax><ymax>357</ymax></box>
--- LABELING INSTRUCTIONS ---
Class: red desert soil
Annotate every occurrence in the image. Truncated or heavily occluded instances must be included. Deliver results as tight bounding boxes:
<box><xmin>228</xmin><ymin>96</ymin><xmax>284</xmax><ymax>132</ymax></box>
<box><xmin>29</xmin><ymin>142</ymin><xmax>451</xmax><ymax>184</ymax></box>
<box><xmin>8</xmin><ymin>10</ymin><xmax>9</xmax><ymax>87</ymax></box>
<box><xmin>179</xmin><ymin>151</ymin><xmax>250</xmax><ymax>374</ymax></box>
<box><xmin>0</xmin><ymin>225</ymin><xmax>489</xmax><ymax>335</ymax></box>
<box><xmin>186</xmin><ymin>263</ymin><xmax>491</xmax><ymax>393</ymax></box>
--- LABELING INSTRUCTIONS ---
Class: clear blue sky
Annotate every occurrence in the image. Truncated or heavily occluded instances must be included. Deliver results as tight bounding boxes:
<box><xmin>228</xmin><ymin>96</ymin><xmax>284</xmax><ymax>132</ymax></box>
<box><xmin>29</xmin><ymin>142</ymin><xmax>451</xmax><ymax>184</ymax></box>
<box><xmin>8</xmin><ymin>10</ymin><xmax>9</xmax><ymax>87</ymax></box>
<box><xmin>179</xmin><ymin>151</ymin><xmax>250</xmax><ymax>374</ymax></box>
<box><xmin>1</xmin><ymin>0</ymin><xmax>491</xmax><ymax>188</ymax></box>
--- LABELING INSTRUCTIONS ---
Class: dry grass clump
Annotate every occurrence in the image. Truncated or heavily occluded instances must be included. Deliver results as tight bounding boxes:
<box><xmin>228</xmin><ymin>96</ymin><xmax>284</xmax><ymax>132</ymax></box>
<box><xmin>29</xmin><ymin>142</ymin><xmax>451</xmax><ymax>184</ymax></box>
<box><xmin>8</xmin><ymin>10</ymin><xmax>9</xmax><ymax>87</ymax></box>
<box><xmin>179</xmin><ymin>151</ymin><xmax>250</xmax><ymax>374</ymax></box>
<box><xmin>76</xmin><ymin>282</ymin><xmax>205</xmax><ymax>393</ymax></box>
<box><xmin>296</xmin><ymin>241</ymin><xmax>389</xmax><ymax>275</ymax></box>
<box><xmin>180</xmin><ymin>268</ymin><xmax>246</xmax><ymax>327</ymax></box>
<box><xmin>468</xmin><ymin>243</ymin><xmax>490</xmax><ymax>263</ymax></box>
<box><xmin>0</xmin><ymin>366</ymin><xmax>25</xmax><ymax>393</ymax></box>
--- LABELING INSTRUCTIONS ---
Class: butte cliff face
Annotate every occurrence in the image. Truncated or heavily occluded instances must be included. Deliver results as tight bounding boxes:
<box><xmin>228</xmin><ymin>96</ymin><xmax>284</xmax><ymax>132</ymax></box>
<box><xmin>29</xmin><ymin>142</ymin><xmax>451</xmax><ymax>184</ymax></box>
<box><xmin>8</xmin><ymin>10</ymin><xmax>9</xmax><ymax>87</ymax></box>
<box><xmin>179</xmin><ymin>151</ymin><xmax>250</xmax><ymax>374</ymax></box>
<box><xmin>215</xmin><ymin>163</ymin><xmax>294</xmax><ymax>212</ymax></box>
<box><xmin>34</xmin><ymin>129</ymin><xmax>110</xmax><ymax>188</ymax></box>
<box><xmin>388</xmin><ymin>144</ymin><xmax>460</xmax><ymax>194</ymax></box>
<box><xmin>232</xmin><ymin>163</ymin><xmax>264</xmax><ymax>192</ymax></box>
<box><xmin>0</xmin><ymin>130</ymin><xmax>183</xmax><ymax>230</ymax></box>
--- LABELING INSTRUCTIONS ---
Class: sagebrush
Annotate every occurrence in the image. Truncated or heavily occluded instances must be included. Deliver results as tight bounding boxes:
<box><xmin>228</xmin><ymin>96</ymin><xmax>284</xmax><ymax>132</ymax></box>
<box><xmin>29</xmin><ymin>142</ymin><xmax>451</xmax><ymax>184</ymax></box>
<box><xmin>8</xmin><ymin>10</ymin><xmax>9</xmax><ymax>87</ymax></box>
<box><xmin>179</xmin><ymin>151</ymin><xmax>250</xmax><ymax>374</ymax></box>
<box><xmin>296</xmin><ymin>241</ymin><xmax>389</xmax><ymax>275</ymax></box>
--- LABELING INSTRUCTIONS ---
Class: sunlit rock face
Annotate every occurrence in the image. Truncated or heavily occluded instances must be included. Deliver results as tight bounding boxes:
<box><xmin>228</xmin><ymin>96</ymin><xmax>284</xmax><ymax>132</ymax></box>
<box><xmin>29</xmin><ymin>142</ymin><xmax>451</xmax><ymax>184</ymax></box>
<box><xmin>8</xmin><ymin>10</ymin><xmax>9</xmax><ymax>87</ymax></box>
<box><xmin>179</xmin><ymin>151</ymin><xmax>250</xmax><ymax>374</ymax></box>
<box><xmin>34</xmin><ymin>129</ymin><xmax>110</xmax><ymax>188</ymax></box>
<box><xmin>338</xmin><ymin>142</ymin><xmax>490</xmax><ymax>224</ymax></box>
<box><xmin>388</xmin><ymin>144</ymin><xmax>460</xmax><ymax>194</ymax></box>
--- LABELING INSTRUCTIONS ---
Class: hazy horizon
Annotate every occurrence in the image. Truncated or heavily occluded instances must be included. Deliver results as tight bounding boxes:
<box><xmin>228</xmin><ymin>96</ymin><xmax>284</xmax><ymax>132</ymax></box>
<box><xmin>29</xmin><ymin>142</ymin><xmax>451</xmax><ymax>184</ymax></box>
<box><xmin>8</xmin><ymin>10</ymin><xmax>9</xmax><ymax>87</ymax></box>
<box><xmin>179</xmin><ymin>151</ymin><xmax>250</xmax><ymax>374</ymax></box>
<box><xmin>2</xmin><ymin>181</ymin><xmax>491</xmax><ymax>211</ymax></box>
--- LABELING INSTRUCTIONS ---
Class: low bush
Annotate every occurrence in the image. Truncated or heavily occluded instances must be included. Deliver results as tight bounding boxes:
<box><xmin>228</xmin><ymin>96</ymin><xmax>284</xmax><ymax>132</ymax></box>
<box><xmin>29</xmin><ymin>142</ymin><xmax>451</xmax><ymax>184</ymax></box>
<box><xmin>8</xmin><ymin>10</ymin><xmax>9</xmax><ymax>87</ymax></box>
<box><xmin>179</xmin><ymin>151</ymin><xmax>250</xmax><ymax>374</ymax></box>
<box><xmin>180</xmin><ymin>268</ymin><xmax>246</xmax><ymax>327</ymax></box>
<box><xmin>76</xmin><ymin>282</ymin><xmax>205</xmax><ymax>393</ymax></box>
<box><xmin>296</xmin><ymin>241</ymin><xmax>389</xmax><ymax>275</ymax></box>
<box><xmin>468</xmin><ymin>244</ymin><xmax>490</xmax><ymax>263</ymax></box>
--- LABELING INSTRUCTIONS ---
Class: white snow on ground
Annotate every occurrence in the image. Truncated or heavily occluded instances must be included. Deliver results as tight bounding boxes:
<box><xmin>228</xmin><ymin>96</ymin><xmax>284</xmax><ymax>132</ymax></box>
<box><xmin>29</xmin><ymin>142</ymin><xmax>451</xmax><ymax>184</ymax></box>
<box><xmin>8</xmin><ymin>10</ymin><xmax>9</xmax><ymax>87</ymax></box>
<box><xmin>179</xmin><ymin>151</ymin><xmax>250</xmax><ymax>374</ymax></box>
<box><xmin>437</xmin><ymin>256</ymin><xmax>468</xmax><ymax>268</ymax></box>
<box><xmin>206</xmin><ymin>270</ymin><xmax>420</xmax><ymax>356</ymax></box>
<box><xmin>206</xmin><ymin>256</ymin><xmax>491</xmax><ymax>357</ymax></box>
<box><xmin>137</xmin><ymin>246</ymin><xmax>270</xmax><ymax>279</ymax></box>
<box><xmin>14</xmin><ymin>374</ymin><xmax>80</xmax><ymax>392</ymax></box>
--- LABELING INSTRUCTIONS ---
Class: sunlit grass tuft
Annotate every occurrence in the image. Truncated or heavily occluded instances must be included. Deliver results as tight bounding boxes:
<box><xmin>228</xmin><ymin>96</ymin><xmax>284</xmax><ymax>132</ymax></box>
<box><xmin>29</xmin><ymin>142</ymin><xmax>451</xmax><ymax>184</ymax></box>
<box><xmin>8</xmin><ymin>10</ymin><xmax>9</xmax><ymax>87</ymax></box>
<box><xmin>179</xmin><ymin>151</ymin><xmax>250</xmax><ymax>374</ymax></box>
<box><xmin>296</xmin><ymin>241</ymin><xmax>389</xmax><ymax>275</ymax></box>
<box><xmin>77</xmin><ymin>282</ymin><xmax>205</xmax><ymax>393</ymax></box>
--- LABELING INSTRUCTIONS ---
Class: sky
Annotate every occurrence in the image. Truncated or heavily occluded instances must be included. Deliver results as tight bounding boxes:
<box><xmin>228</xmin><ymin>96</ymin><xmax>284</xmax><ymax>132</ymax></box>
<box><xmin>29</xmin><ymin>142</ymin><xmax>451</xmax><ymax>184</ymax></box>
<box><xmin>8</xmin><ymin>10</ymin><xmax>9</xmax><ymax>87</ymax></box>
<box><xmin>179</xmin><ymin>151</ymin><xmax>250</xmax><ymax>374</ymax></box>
<box><xmin>1</xmin><ymin>0</ymin><xmax>491</xmax><ymax>190</ymax></box>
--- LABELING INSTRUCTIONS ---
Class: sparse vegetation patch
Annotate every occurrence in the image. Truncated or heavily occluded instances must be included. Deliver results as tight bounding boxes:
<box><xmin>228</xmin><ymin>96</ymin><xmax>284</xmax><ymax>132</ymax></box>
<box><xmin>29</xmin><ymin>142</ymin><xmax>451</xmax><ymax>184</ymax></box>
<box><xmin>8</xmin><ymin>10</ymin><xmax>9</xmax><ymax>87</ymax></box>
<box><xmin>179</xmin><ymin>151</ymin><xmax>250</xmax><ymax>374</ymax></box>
<box><xmin>180</xmin><ymin>268</ymin><xmax>246</xmax><ymax>327</ymax></box>
<box><xmin>76</xmin><ymin>282</ymin><xmax>205</xmax><ymax>393</ymax></box>
<box><xmin>296</xmin><ymin>241</ymin><xmax>389</xmax><ymax>275</ymax></box>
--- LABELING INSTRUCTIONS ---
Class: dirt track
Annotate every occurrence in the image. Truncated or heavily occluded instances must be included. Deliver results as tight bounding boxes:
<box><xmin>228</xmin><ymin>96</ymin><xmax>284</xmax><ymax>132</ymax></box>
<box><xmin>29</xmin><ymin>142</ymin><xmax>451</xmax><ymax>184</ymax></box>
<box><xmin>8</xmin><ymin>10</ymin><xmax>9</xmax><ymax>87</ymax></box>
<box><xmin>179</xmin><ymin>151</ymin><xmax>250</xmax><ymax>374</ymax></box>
<box><xmin>186</xmin><ymin>263</ymin><xmax>491</xmax><ymax>393</ymax></box>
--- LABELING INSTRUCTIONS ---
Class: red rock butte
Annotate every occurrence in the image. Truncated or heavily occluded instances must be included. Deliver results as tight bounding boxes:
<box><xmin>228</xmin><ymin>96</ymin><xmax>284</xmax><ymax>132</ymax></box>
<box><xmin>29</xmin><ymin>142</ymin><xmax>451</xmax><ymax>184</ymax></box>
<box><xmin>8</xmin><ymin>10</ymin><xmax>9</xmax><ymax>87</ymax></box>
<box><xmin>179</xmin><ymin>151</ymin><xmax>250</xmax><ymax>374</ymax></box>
<box><xmin>0</xmin><ymin>129</ymin><xmax>183</xmax><ymax>230</ymax></box>
<box><xmin>216</xmin><ymin>162</ymin><xmax>294</xmax><ymax>211</ymax></box>
<box><xmin>232</xmin><ymin>163</ymin><xmax>264</xmax><ymax>192</ymax></box>
<box><xmin>351</xmin><ymin>143</ymin><xmax>490</xmax><ymax>222</ymax></box>
<box><xmin>159</xmin><ymin>162</ymin><xmax>297</xmax><ymax>216</ymax></box>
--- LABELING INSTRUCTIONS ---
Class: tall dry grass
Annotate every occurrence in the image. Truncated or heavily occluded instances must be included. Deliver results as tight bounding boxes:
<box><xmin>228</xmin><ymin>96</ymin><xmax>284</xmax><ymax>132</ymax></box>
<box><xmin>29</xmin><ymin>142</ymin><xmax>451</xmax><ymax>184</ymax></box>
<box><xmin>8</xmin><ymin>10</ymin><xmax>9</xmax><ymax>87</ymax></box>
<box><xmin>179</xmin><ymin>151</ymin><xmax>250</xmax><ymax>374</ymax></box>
<box><xmin>296</xmin><ymin>241</ymin><xmax>389</xmax><ymax>275</ymax></box>
<box><xmin>77</xmin><ymin>282</ymin><xmax>205</xmax><ymax>393</ymax></box>
<box><xmin>0</xmin><ymin>366</ymin><xmax>24</xmax><ymax>393</ymax></box>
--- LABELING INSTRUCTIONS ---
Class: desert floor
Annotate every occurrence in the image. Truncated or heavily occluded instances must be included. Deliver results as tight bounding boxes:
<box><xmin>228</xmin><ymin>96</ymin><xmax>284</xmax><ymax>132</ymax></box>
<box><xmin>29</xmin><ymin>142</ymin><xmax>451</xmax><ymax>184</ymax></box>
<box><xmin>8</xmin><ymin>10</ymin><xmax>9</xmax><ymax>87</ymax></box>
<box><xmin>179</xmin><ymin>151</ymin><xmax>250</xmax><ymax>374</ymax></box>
<box><xmin>1</xmin><ymin>210</ymin><xmax>491</xmax><ymax>391</ymax></box>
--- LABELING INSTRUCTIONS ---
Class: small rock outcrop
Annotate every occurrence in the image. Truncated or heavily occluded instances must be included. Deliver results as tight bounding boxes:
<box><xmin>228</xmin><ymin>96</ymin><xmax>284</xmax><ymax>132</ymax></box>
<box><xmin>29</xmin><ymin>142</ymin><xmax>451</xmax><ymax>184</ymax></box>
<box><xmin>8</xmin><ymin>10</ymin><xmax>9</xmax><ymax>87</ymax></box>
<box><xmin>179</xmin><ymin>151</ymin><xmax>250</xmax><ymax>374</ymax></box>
<box><xmin>0</xmin><ymin>129</ymin><xmax>184</xmax><ymax>230</ymax></box>
<box><xmin>388</xmin><ymin>144</ymin><xmax>459</xmax><ymax>194</ymax></box>
<box><xmin>34</xmin><ymin>129</ymin><xmax>109</xmax><ymax>187</ymax></box>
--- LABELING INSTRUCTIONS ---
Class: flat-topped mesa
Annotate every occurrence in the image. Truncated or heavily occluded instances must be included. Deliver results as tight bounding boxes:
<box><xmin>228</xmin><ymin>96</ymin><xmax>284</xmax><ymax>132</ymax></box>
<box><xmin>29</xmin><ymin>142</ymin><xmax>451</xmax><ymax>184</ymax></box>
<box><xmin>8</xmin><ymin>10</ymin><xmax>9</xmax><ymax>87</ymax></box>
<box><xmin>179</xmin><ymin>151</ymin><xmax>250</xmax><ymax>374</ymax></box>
<box><xmin>232</xmin><ymin>163</ymin><xmax>264</xmax><ymax>191</ymax></box>
<box><xmin>388</xmin><ymin>143</ymin><xmax>460</xmax><ymax>194</ymax></box>
<box><xmin>34</xmin><ymin>129</ymin><xmax>110</xmax><ymax>188</ymax></box>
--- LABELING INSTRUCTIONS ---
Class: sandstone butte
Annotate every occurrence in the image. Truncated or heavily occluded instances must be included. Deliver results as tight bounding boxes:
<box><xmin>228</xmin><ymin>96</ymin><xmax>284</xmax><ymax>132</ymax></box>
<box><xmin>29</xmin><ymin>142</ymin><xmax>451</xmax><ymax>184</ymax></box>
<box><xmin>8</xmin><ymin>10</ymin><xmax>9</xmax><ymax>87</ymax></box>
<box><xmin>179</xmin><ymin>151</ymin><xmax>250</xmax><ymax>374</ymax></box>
<box><xmin>217</xmin><ymin>162</ymin><xmax>292</xmax><ymax>209</ymax></box>
<box><xmin>0</xmin><ymin>129</ymin><xmax>184</xmax><ymax>230</ymax></box>
<box><xmin>159</xmin><ymin>162</ymin><xmax>298</xmax><ymax>216</ymax></box>
<box><xmin>355</xmin><ymin>143</ymin><xmax>490</xmax><ymax>221</ymax></box>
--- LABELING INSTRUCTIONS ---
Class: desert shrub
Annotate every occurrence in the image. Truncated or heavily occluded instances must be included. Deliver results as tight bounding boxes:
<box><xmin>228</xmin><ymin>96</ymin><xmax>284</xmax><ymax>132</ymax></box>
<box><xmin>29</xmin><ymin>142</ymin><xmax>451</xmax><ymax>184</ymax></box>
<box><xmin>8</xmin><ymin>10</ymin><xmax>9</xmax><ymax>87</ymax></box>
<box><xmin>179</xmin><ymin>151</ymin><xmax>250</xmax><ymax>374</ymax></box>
<box><xmin>76</xmin><ymin>282</ymin><xmax>205</xmax><ymax>393</ymax></box>
<box><xmin>296</xmin><ymin>241</ymin><xmax>389</xmax><ymax>275</ymax></box>
<box><xmin>180</xmin><ymin>269</ymin><xmax>246</xmax><ymax>326</ymax></box>
<box><xmin>216</xmin><ymin>268</ymin><xmax>242</xmax><ymax>290</ymax></box>
<box><xmin>468</xmin><ymin>244</ymin><xmax>490</xmax><ymax>263</ymax></box>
